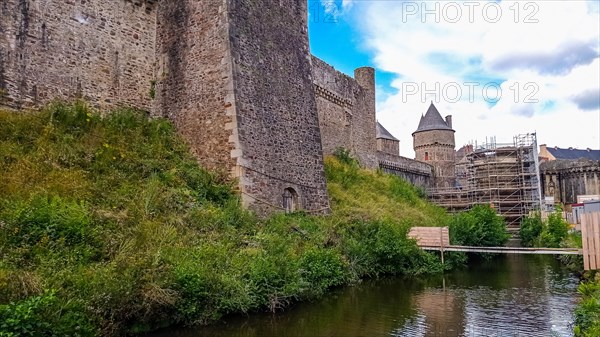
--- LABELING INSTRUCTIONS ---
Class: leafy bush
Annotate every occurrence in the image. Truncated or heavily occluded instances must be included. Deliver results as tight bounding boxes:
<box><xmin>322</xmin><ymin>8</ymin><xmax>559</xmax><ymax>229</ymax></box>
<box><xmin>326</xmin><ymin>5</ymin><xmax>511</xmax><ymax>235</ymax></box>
<box><xmin>300</xmin><ymin>248</ymin><xmax>347</xmax><ymax>295</ymax></box>
<box><xmin>541</xmin><ymin>211</ymin><xmax>570</xmax><ymax>248</ymax></box>
<box><xmin>520</xmin><ymin>212</ymin><xmax>543</xmax><ymax>247</ymax></box>
<box><xmin>449</xmin><ymin>205</ymin><xmax>510</xmax><ymax>247</ymax></box>
<box><xmin>519</xmin><ymin>210</ymin><xmax>570</xmax><ymax>248</ymax></box>
<box><xmin>332</xmin><ymin>147</ymin><xmax>359</xmax><ymax>167</ymax></box>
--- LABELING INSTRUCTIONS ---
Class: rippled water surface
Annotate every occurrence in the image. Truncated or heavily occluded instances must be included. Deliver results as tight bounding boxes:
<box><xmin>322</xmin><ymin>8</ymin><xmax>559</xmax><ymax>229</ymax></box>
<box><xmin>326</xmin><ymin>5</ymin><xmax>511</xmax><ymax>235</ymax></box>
<box><xmin>148</xmin><ymin>255</ymin><xmax>580</xmax><ymax>337</ymax></box>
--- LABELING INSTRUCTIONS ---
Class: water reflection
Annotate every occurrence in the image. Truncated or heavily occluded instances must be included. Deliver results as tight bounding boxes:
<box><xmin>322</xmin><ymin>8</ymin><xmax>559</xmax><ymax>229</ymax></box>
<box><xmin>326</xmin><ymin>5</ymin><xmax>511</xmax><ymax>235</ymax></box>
<box><xmin>147</xmin><ymin>255</ymin><xmax>579</xmax><ymax>337</ymax></box>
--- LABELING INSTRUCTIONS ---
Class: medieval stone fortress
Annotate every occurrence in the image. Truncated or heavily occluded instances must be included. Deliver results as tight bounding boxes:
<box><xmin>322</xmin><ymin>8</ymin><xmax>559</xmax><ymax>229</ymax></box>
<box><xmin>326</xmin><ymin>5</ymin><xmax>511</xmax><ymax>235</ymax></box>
<box><xmin>1</xmin><ymin>0</ymin><xmax>598</xmax><ymax>221</ymax></box>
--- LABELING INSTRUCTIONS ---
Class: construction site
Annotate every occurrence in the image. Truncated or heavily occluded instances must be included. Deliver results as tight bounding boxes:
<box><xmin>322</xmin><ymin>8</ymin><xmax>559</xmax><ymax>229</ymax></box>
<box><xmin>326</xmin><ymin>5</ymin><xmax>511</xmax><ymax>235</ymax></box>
<box><xmin>430</xmin><ymin>133</ymin><xmax>543</xmax><ymax>234</ymax></box>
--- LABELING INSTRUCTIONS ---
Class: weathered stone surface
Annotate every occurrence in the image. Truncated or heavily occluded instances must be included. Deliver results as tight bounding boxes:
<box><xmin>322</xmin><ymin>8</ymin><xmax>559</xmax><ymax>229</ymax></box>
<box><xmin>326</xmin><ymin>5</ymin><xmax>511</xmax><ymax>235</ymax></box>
<box><xmin>378</xmin><ymin>138</ymin><xmax>400</xmax><ymax>156</ymax></box>
<box><xmin>311</xmin><ymin>56</ymin><xmax>377</xmax><ymax>168</ymax></box>
<box><xmin>154</xmin><ymin>0</ymin><xmax>234</xmax><ymax>175</ymax></box>
<box><xmin>0</xmin><ymin>0</ymin><xmax>441</xmax><ymax>216</ymax></box>
<box><xmin>227</xmin><ymin>0</ymin><xmax>330</xmax><ymax>215</ymax></box>
<box><xmin>378</xmin><ymin>151</ymin><xmax>433</xmax><ymax>188</ymax></box>
<box><xmin>541</xmin><ymin>159</ymin><xmax>600</xmax><ymax>204</ymax></box>
<box><xmin>0</xmin><ymin>0</ymin><xmax>157</xmax><ymax>110</ymax></box>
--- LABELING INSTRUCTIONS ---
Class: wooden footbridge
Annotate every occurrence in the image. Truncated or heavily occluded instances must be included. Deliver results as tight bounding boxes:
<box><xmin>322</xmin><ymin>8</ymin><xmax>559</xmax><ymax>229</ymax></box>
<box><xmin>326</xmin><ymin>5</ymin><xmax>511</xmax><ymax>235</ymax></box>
<box><xmin>409</xmin><ymin>212</ymin><xmax>600</xmax><ymax>270</ymax></box>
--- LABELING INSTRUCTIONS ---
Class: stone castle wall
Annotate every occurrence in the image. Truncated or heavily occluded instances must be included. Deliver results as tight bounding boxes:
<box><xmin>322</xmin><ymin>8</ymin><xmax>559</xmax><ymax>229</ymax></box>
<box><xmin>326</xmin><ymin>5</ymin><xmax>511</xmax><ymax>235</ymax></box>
<box><xmin>377</xmin><ymin>138</ymin><xmax>400</xmax><ymax>156</ymax></box>
<box><xmin>378</xmin><ymin>151</ymin><xmax>433</xmax><ymax>188</ymax></box>
<box><xmin>0</xmin><ymin>0</ymin><xmax>157</xmax><ymax>110</ymax></box>
<box><xmin>1</xmin><ymin>0</ymin><xmax>331</xmax><ymax>216</ymax></box>
<box><xmin>541</xmin><ymin>159</ymin><xmax>600</xmax><ymax>204</ymax></box>
<box><xmin>227</xmin><ymin>0</ymin><xmax>330</xmax><ymax>214</ymax></box>
<box><xmin>311</xmin><ymin>56</ymin><xmax>377</xmax><ymax>168</ymax></box>
<box><xmin>154</xmin><ymin>0</ymin><xmax>235</xmax><ymax>174</ymax></box>
<box><xmin>1</xmin><ymin>0</ymin><xmax>438</xmax><ymax>215</ymax></box>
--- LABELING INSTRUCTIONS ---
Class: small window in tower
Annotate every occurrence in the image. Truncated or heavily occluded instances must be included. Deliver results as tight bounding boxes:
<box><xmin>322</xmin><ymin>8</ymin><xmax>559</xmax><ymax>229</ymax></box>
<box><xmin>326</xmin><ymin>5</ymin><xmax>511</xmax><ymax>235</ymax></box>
<box><xmin>425</xmin><ymin>152</ymin><xmax>429</xmax><ymax>161</ymax></box>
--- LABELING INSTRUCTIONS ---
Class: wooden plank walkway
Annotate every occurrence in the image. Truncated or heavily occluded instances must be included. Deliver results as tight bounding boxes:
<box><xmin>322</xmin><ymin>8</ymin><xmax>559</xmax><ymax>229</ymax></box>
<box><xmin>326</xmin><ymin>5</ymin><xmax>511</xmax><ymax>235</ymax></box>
<box><xmin>419</xmin><ymin>245</ymin><xmax>582</xmax><ymax>255</ymax></box>
<box><xmin>408</xmin><ymin>226</ymin><xmax>584</xmax><ymax>261</ymax></box>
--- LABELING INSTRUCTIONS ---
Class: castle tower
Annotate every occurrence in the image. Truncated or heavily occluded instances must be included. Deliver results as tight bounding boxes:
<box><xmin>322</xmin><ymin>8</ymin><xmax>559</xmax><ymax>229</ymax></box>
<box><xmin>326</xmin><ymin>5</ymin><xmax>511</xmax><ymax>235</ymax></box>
<box><xmin>155</xmin><ymin>0</ymin><xmax>330</xmax><ymax>215</ymax></box>
<box><xmin>413</xmin><ymin>102</ymin><xmax>456</xmax><ymax>188</ymax></box>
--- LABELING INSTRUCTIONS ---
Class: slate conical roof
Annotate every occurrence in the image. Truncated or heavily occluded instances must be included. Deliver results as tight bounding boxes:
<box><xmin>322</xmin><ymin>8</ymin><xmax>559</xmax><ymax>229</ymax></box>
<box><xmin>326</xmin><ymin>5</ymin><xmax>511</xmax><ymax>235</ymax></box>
<box><xmin>376</xmin><ymin>122</ymin><xmax>399</xmax><ymax>141</ymax></box>
<box><xmin>412</xmin><ymin>102</ymin><xmax>454</xmax><ymax>135</ymax></box>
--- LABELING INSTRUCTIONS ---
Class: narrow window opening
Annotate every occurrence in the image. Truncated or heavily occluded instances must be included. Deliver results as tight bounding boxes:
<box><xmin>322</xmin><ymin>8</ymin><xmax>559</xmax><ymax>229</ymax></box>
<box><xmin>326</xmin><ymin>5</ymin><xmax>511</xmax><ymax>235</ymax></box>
<box><xmin>424</xmin><ymin>152</ymin><xmax>429</xmax><ymax>161</ymax></box>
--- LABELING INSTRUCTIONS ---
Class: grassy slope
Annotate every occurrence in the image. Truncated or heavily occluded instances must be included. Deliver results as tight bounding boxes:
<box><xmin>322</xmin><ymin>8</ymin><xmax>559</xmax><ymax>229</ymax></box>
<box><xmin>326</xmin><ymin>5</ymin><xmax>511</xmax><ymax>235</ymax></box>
<box><xmin>0</xmin><ymin>103</ymin><xmax>448</xmax><ymax>336</ymax></box>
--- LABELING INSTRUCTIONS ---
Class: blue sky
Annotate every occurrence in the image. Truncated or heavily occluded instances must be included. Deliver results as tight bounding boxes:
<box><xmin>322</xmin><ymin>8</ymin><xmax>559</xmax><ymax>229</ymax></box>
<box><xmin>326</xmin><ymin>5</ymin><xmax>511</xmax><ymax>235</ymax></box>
<box><xmin>308</xmin><ymin>0</ymin><xmax>600</xmax><ymax>157</ymax></box>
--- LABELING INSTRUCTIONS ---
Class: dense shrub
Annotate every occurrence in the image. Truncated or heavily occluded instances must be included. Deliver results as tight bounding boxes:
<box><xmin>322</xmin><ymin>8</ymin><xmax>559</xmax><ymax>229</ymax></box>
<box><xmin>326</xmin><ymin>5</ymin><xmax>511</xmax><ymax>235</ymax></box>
<box><xmin>519</xmin><ymin>210</ymin><xmax>571</xmax><ymax>248</ymax></box>
<box><xmin>541</xmin><ymin>211</ymin><xmax>570</xmax><ymax>248</ymax></box>
<box><xmin>519</xmin><ymin>212</ymin><xmax>543</xmax><ymax>247</ymax></box>
<box><xmin>449</xmin><ymin>205</ymin><xmax>510</xmax><ymax>247</ymax></box>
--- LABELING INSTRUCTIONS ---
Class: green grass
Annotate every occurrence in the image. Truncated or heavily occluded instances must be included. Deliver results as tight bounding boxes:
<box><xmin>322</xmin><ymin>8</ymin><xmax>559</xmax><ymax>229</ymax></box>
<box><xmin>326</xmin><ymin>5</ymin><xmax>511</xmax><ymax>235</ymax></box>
<box><xmin>0</xmin><ymin>103</ymin><xmax>448</xmax><ymax>336</ymax></box>
<box><xmin>325</xmin><ymin>150</ymin><xmax>448</xmax><ymax>227</ymax></box>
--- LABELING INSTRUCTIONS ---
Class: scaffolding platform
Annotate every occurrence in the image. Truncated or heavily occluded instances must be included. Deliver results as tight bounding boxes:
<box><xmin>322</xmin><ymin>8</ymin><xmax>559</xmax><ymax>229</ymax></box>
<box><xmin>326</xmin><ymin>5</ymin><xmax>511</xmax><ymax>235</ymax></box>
<box><xmin>429</xmin><ymin>133</ymin><xmax>543</xmax><ymax>232</ymax></box>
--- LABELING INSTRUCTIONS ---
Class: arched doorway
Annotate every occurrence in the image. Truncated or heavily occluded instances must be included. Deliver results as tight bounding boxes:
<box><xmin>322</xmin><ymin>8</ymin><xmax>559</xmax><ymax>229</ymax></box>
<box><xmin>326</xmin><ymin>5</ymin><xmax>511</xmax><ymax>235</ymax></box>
<box><xmin>283</xmin><ymin>188</ymin><xmax>299</xmax><ymax>213</ymax></box>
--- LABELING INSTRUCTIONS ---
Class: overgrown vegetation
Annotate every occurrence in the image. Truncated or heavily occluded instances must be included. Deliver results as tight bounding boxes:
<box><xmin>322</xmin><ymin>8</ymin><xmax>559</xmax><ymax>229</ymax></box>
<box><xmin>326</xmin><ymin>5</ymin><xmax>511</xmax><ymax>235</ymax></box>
<box><xmin>574</xmin><ymin>274</ymin><xmax>600</xmax><ymax>337</ymax></box>
<box><xmin>519</xmin><ymin>210</ymin><xmax>573</xmax><ymax>248</ymax></box>
<box><xmin>448</xmin><ymin>205</ymin><xmax>510</xmax><ymax>247</ymax></box>
<box><xmin>0</xmin><ymin>103</ymin><xmax>449</xmax><ymax>336</ymax></box>
<box><xmin>327</xmin><ymin>148</ymin><xmax>448</xmax><ymax>226</ymax></box>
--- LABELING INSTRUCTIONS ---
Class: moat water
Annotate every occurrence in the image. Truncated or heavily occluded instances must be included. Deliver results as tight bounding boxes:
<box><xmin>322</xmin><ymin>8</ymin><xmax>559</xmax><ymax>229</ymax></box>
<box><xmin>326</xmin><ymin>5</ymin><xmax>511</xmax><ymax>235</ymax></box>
<box><xmin>148</xmin><ymin>255</ymin><xmax>580</xmax><ymax>337</ymax></box>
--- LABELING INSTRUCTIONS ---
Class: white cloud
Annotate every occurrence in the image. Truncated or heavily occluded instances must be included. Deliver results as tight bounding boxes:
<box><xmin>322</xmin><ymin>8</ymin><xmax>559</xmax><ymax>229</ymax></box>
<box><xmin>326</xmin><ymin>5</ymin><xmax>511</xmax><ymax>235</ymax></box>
<box><xmin>347</xmin><ymin>0</ymin><xmax>600</xmax><ymax>156</ymax></box>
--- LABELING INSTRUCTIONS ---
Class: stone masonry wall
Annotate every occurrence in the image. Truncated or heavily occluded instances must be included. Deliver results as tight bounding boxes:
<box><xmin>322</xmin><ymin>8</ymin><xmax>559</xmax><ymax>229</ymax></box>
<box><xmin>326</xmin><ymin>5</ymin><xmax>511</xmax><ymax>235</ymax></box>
<box><xmin>541</xmin><ymin>160</ymin><xmax>600</xmax><ymax>204</ymax></box>
<box><xmin>377</xmin><ymin>138</ymin><xmax>399</xmax><ymax>156</ymax></box>
<box><xmin>154</xmin><ymin>0</ymin><xmax>236</xmax><ymax>174</ymax></box>
<box><xmin>0</xmin><ymin>0</ymin><xmax>157</xmax><ymax>110</ymax></box>
<box><xmin>311</xmin><ymin>56</ymin><xmax>377</xmax><ymax>168</ymax></box>
<box><xmin>227</xmin><ymin>0</ymin><xmax>330</xmax><ymax>214</ymax></box>
<box><xmin>378</xmin><ymin>151</ymin><xmax>433</xmax><ymax>188</ymax></box>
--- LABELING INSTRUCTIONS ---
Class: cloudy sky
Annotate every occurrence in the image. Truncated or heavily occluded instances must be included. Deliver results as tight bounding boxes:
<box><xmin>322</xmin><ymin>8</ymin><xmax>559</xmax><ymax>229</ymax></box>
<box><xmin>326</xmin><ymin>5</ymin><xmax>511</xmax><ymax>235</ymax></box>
<box><xmin>308</xmin><ymin>0</ymin><xmax>600</xmax><ymax>157</ymax></box>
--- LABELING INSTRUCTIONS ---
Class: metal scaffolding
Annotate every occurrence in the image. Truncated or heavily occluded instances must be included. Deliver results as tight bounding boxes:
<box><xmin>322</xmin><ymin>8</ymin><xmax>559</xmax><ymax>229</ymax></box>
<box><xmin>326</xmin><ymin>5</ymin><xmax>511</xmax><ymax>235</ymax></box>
<box><xmin>429</xmin><ymin>133</ymin><xmax>542</xmax><ymax>233</ymax></box>
<box><xmin>468</xmin><ymin>133</ymin><xmax>541</xmax><ymax>231</ymax></box>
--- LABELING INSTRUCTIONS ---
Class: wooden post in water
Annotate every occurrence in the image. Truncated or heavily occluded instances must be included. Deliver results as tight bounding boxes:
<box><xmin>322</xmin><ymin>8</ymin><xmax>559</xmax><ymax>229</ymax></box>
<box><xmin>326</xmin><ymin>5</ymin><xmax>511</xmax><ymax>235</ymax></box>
<box><xmin>440</xmin><ymin>227</ymin><xmax>445</xmax><ymax>264</ymax></box>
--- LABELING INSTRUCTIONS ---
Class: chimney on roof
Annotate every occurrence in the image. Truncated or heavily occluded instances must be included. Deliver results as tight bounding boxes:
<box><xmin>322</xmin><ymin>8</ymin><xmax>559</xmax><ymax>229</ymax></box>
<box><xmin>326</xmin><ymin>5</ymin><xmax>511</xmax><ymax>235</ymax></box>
<box><xmin>445</xmin><ymin>115</ymin><xmax>452</xmax><ymax>128</ymax></box>
<box><xmin>540</xmin><ymin>144</ymin><xmax>547</xmax><ymax>153</ymax></box>
<box><xmin>587</xmin><ymin>148</ymin><xmax>592</xmax><ymax>152</ymax></box>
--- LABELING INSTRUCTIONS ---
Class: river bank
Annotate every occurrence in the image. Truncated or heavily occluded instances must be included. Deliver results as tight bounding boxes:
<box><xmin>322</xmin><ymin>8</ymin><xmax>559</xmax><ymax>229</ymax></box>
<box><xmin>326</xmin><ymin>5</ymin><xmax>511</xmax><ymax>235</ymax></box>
<box><xmin>146</xmin><ymin>255</ymin><xmax>580</xmax><ymax>337</ymax></box>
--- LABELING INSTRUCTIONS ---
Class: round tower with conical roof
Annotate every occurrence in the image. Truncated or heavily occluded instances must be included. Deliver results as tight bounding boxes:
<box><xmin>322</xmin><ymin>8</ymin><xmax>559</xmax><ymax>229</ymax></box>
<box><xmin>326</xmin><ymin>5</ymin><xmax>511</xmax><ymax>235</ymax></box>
<box><xmin>413</xmin><ymin>102</ymin><xmax>456</xmax><ymax>189</ymax></box>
